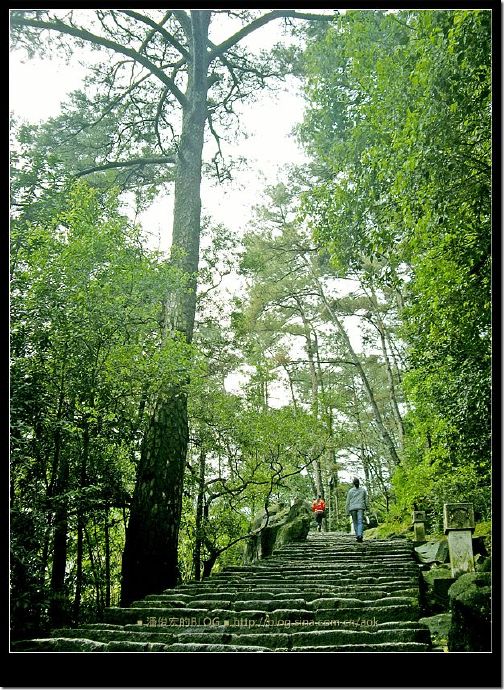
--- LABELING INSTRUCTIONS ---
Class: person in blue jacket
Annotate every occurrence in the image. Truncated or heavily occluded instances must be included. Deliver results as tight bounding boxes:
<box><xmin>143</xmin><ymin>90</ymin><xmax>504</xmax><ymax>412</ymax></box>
<box><xmin>345</xmin><ymin>477</ymin><xmax>369</xmax><ymax>543</ymax></box>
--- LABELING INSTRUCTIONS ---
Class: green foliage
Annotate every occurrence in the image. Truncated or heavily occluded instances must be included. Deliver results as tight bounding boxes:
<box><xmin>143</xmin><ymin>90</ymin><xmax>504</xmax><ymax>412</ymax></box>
<box><xmin>297</xmin><ymin>10</ymin><xmax>491</xmax><ymax>522</ymax></box>
<box><xmin>185</xmin><ymin>374</ymin><xmax>329</xmax><ymax>577</ymax></box>
<box><xmin>235</xmin><ymin>182</ymin><xmax>405</xmax><ymax>513</ymax></box>
<box><xmin>10</xmin><ymin>179</ymin><xmax>191</xmax><ymax>634</ymax></box>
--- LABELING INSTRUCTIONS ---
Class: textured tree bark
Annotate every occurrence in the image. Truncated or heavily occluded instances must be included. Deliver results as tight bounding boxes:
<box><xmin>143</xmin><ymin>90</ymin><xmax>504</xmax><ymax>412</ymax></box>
<box><xmin>121</xmin><ymin>388</ymin><xmax>189</xmax><ymax>603</ymax></box>
<box><xmin>120</xmin><ymin>12</ymin><xmax>210</xmax><ymax>607</ymax></box>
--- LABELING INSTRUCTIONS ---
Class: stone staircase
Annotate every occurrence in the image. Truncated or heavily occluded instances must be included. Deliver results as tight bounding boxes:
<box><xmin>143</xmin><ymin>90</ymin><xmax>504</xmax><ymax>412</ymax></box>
<box><xmin>12</xmin><ymin>532</ymin><xmax>432</xmax><ymax>652</ymax></box>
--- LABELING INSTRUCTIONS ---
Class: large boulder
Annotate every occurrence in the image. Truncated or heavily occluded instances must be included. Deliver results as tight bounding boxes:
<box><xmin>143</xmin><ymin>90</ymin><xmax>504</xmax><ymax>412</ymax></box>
<box><xmin>420</xmin><ymin>564</ymin><xmax>455</xmax><ymax>614</ymax></box>
<box><xmin>447</xmin><ymin>572</ymin><xmax>491</xmax><ymax>651</ymax></box>
<box><xmin>244</xmin><ymin>499</ymin><xmax>311</xmax><ymax>563</ymax></box>
<box><xmin>419</xmin><ymin>613</ymin><xmax>452</xmax><ymax>650</ymax></box>
<box><xmin>414</xmin><ymin>538</ymin><xmax>449</xmax><ymax>565</ymax></box>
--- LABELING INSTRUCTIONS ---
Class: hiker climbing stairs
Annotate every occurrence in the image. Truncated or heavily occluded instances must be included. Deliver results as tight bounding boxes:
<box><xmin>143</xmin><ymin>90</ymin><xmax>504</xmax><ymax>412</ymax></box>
<box><xmin>13</xmin><ymin>533</ymin><xmax>432</xmax><ymax>652</ymax></box>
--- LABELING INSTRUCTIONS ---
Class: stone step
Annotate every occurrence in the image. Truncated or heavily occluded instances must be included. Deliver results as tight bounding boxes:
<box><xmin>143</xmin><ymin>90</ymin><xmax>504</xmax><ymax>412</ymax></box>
<box><xmin>288</xmin><ymin>628</ymin><xmax>430</xmax><ymax>648</ymax></box>
<box><xmin>131</xmin><ymin>595</ymin><xmax>417</xmax><ymax>612</ymax></box>
<box><xmin>174</xmin><ymin>583</ymin><xmax>418</xmax><ymax>596</ymax></box>
<box><xmin>248</xmin><ymin>550</ymin><xmax>415</xmax><ymax>558</ymax></box>
<box><xmin>152</xmin><ymin>643</ymin><xmax>271</xmax><ymax>652</ymax></box>
<box><xmin>191</xmin><ymin>576</ymin><xmax>418</xmax><ymax>585</ymax></box>
<box><xmin>234</xmin><ymin>568</ymin><xmax>420</xmax><ymax>576</ymax></box>
<box><xmin>248</xmin><ymin>561</ymin><xmax>418</xmax><ymax>567</ymax></box>
<box><xmin>13</xmin><ymin>534</ymin><xmax>431</xmax><ymax>653</ymax></box>
<box><xmin>230</xmin><ymin>553</ymin><xmax>415</xmax><ymax>563</ymax></box>
<box><xmin>285</xmin><ymin>540</ymin><xmax>411</xmax><ymax>545</ymax></box>
<box><xmin>207</xmin><ymin>572</ymin><xmax>420</xmax><ymax>580</ymax></box>
<box><xmin>122</xmin><ymin>619</ymin><xmax>425</xmax><ymax>634</ymax></box>
<box><xmin>13</xmin><ymin>638</ymin><xmax>270</xmax><ymax>652</ymax></box>
<box><xmin>177</xmin><ymin>583</ymin><xmax>418</xmax><ymax>594</ymax></box>
<box><xmin>286</xmin><ymin>642</ymin><xmax>431</xmax><ymax>652</ymax></box>
<box><xmin>271</xmin><ymin>560</ymin><xmax>417</xmax><ymax>568</ymax></box>
<box><xmin>14</xmin><ymin>636</ymin><xmax>425</xmax><ymax>653</ymax></box>
<box><xmin>105</xmin><ymin>603</ymin><xmax>419</xmax><ymax>626</ymax></box>
<box><xmin>313</xmin><ymin>605</ymin><xmax>420</xmax><ymax>623</ymax></box>
<box><xmin>278</xmin><ymin>544</ymin><xmax>413</xmax><ymax>549</ymax></box>
<box><xmin>143</xmin><ymin>588</ymin><xmax>419</xmax><ymax>606</ymax></box>
<box><xmin>12</xmin><ymin>637</ymin><xmax>106</xmax><ymax>652</ymax></box>
<box><xmin>48</xmin><ymin>624</ymin><xmax>430</xmax><ymax>649</ymax></box>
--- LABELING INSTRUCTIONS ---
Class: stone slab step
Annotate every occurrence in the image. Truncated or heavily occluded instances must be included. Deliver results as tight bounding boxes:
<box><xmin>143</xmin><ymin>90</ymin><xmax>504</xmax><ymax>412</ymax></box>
<box><xmin>12</xmin><ymin>637</ymin><xmax>110</xmax><ymax>652</ymax></box>
<box><xmin>159</xmin><ymin>643</ymin><xmax>271</xmax><ymax>652</ymax></box>
<box><xmin>286</xmin><ymin>642</ymin><xmax>431</xmax><ymax>652</ymax></box>
<box><xmin>48</xmin><ymin>625</ymin><xmax>430</xmax><ymax>650</ymax></box>
<box><xmin>207</xmin><ymin>576</ymin><xmax>419</xmax><ymax>585</ymax></box>
<box><xmin>122</xmin><ymin>619</ymin><xmax>426</xmax><ymax>634</ymax></box>
<box><xmin>108</xmin><ymin>603</ymin><xmax>419</xmax><ymax>626</ymax></box>
<box><xmin>204</xmin><ymin>565</ymin><xmax>417</xmax><ymax>572</ymax></box>
<box><xmin>13</xmin><ymin>638</ymin><xmax>270</xmax><ymax>653</ymax></box>
<box><xmin>130</xmin><ymin>595</ymin><xmax>417</xmax><ymax>613</ymax></box>
<box><xmin>247</xmin><ymin>554</ymin><xmax>416</xmax><ymax>561</ymax></box>
<box><xmin>13</xmin><ymin>534</ymin><xmax>431</xmax><ymax>653</ymax></box>
<box><xmin>142</xmin><ymin>589</ymin><xmax>419</xmax><ymax>607</ymax></box>
<box><xmin>177</xmin><ymin>585</ymin><xmax>418</xmax><ymax>597</ymax></box>
<box><xmin>314</xmin><ymin>605</ymin><xmax>419</xmax><ymax>623</ymax></box>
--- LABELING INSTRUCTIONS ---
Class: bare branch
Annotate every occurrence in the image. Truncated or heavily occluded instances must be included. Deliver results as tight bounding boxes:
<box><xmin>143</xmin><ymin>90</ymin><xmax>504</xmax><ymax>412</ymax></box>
<box><xmin>75</xmin><ymin>155</ymin><xmax>175</xmax><ymax>178</ymax></box>
<box><xmin>119</xmin><ymin>10</ymin><xmax>190</xmax><ymax>60</ymax></box>
<box><xmin>154</xmin><ymin>86</ymin><xmax>176</xmax><ymax>155</ymax></box>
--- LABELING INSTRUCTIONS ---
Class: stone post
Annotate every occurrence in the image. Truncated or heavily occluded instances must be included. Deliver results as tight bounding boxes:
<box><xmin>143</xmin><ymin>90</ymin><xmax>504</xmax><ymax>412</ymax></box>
<box><xmin>412</xmin><ymin>510</ymin><xmax>426</xmax><ymax>542</ymax></box>
<box><xmin>443</xmin><ymin>503</ymin><xmax>475</xmax><ymax>578</ymax></box>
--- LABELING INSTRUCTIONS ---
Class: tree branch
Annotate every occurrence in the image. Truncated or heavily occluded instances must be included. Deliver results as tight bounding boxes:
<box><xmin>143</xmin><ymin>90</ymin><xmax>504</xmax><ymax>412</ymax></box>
<box><xmin>119</xmin><ymin>10</ymin><xmax>190</xmax><ymax>60</ymax></box>
<box><xmin>11</xmin><ymin>14</ymin><xmax>189</xmax><ymax>108</ymax></box>
<box><xmin>172</xmin><ymin>10</ymin><xmax>192</xmax><ymax>39</ymax></box>
<box><xmin>208</xmin><ymin>10</ymin><xmax>335</xmax><ymax>63</ymax></box>
<box><xmin>75</xmin><ymin>156</ymin><xmax>175</xmax><ymax>178</ymax></box>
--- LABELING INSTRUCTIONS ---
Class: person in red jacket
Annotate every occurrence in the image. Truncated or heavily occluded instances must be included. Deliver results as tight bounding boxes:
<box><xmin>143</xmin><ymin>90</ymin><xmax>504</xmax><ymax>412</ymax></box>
<box><xmin>312</xmin><ymin>495</ymin><xmax>326</xmax><ymax>532</ymax></box>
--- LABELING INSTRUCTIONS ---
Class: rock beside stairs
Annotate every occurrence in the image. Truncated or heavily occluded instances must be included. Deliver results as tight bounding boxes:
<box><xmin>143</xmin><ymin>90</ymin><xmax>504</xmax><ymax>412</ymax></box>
<box><xmin>12</xmin><ymin>533</ymin><xmax>432</xmax><ymax>652</ymax></box>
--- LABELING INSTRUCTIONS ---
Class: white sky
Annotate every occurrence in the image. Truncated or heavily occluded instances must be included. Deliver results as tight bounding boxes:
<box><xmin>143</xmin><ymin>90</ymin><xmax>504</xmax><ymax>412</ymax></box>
<box><xmin>9</xmin><ymin>14</ymin><xmax>309</xmax><ymax>252</ymax></box>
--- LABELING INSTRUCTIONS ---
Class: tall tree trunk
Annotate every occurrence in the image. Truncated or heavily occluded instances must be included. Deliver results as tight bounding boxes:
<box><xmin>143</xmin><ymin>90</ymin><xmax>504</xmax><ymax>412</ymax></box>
<box><xmin>48</xmin><ymin>379</ymin><xmax>70</xmax><ymax>628</ymax></box>
<box><xmin>73</xmin><ymin>416</ymin><xmax>89</xmax><ymax>623</ymax></box>
<box><xmin>121</xmin><ymin>387</ymin><xmax>189</xmax><ymax>604</ymax></box>
<box><xmin>120</xmin><ymin>12</ymin><xmax>210</xmax><ymax>606</ymax></box>
<box><xmin>282</xmin><ymin>364</ymin><xmax>298</xmax><ymax>411</ymax></box>
<box><xmin>84</xmin><ymin>524</ymin><xmax>104</xmax><ymax>613</ymax></box>
<box><xmin>48</xmin><ymin>451</ymin><xmax>69</xmax><ymax>628</ymax></box>
<box><xmin>297</xmin><ymin>302</ymin><xmax>324</xmax><ymax>497</ymax></box>
<box><xmin>366</xmin><ymin>286</ymin><xmax>405</xmax><ymax>448</ymax></box>
<box><xmin>104</xmin><ymin>504</ymin><xmax>111</xmax><ymax>608</ymax></box>
<box><xmin>308</xmin><ymin>472</ymin><xmax>318</xmax><ymax>498</ymax></box>
<box><xmin>202</xmin><ymin>550</ymin><xmax>218</xmax><ymax>579</ymax></box>
<box><xmin>73</xmin><ymin>518</ymin><xmax>84</xmax><ymax>624</ymax></box>
<box><xmin>39</xmin><ymin>518</ymin><xmax>52</xmax><ymax>599</ymax></box>
<box><xmin>193</xmin><ymin>449</ymin><xmax>206</xmax><ymax>582</ymax></box>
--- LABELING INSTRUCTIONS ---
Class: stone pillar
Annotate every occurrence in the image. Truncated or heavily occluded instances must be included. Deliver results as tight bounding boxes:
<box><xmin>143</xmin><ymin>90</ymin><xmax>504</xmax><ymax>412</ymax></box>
<box><xmin>443</xmin><ymin>503</ymin><xmax>475</xmax><ymax>578</ymax></box>
<box><xmin>412</xmin><ymin>510</ymin><xmax>426</xmax><ymax>542</ymax></box>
